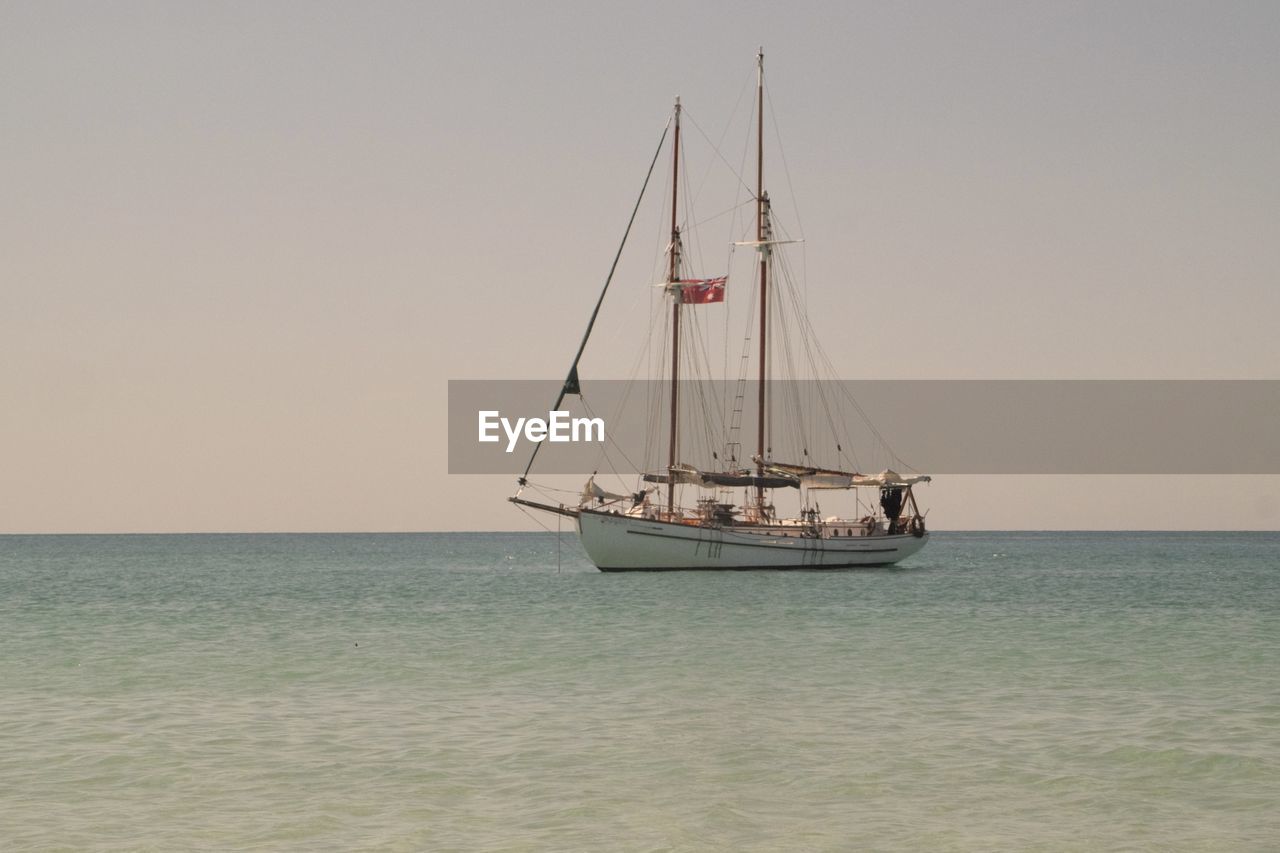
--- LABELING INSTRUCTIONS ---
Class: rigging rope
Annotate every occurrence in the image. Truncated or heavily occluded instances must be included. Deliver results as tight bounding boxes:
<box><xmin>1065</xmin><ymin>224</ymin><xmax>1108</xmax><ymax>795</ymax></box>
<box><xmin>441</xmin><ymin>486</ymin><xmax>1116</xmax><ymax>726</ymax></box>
<box><xmin>519</xmin><ymin>117</ymin><xmax>673</xmax><ymax>486</ymax></box>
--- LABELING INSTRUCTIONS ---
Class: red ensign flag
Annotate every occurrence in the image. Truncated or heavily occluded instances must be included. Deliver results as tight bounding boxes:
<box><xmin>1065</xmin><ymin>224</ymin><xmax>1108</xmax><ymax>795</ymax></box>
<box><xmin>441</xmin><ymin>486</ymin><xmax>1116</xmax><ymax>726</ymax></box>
<box><xmin>678</xmin><ymin>276</ymin><xmax>727</xmax><ymax>304</ymax></box>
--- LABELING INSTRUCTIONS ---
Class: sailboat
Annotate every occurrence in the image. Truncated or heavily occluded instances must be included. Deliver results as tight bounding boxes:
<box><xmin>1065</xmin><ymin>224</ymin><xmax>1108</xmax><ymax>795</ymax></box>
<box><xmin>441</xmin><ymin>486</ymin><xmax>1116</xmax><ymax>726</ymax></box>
<box><xmin>511</xmin><ymin>51</ymin><xmax>932</xmax><ymax>571</ymax></box>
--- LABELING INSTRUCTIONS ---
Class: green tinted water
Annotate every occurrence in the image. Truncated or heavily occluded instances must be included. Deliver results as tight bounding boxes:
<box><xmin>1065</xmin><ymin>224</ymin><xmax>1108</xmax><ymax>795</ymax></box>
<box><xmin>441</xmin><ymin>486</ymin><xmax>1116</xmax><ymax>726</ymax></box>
<box><xmin>2</xmin><ymin>532</ymin><xmax>1277</xmax><ymax>850</ymax></box>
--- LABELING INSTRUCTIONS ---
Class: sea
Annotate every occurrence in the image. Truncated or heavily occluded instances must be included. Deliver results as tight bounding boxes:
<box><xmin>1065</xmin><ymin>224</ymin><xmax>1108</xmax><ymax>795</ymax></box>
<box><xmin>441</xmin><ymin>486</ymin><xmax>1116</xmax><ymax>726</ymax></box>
<box><xmin>1</xmin><ymin>532</ymin><xmax>1277</xmax><ymax>851</ymax></box>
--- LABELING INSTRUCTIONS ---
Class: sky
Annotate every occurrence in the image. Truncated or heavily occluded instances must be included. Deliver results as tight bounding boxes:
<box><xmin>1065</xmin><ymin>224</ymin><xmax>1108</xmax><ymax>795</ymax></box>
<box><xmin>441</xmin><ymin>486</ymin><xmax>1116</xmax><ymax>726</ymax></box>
<box><xmin>2</xmin><ymin>1</ymin><xmax>1278</xmax><ymax>532</ymax></box>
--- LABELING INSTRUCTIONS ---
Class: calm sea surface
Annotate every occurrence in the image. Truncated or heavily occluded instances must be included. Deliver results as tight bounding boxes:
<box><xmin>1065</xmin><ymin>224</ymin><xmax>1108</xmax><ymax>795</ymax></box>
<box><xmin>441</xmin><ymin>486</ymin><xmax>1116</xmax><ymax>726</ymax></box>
<box><xmin>1</xmin><ymin>532</ymin><xmax>1277</xmax><ymax>851</ymax></box>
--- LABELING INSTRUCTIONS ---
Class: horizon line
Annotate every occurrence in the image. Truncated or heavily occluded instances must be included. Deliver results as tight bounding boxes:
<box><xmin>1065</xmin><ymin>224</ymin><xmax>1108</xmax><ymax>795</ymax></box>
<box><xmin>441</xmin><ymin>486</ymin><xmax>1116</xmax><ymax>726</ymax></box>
<box><xmin>2</xmin><ymin>529</ymin><xmax>1278</xmax><ymax>536</ymax></box>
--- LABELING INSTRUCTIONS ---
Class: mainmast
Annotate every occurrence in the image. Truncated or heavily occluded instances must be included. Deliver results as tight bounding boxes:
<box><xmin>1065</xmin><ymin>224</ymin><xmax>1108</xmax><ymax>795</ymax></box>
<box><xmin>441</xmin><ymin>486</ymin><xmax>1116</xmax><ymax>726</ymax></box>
<box><xmin>754</xmin><ymin>48</ymin><xmax>769</xmax><ymax>506</ymax></box>
<box><xmin>667</xmin><ymin>97</ymin><xmax>683</xmax><ymax>515</ymax></box>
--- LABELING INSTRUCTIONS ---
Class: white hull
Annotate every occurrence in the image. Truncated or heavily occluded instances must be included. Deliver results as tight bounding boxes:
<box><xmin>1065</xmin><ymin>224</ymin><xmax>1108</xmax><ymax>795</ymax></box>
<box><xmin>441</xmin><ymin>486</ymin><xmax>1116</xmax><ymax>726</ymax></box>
<box><xmin>577</xmin><ymin>510</ymin><xmax>928</xmax><ymax>571</ymax></box>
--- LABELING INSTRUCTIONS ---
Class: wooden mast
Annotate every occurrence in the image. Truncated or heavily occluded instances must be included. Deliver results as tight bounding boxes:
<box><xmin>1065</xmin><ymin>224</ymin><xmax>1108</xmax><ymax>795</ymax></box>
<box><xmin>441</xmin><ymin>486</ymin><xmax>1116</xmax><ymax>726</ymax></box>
<box><xmin>667</xmin><ymin>97</ymin><xmax>682</xmax><ymax>515</ymax></box>
<box><xmin>754</xmin><ymin>49</ymin><xmax>768</xmax><ymax>509</ymax></box>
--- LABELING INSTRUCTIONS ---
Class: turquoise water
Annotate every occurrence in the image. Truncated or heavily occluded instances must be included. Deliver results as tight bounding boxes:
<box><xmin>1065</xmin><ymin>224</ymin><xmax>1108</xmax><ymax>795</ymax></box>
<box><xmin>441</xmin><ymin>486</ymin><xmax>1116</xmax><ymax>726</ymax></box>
<box><xmin>2</xmin><ymin>532</ymin><xmax>1277</xmax><ymax>850</ymax></box>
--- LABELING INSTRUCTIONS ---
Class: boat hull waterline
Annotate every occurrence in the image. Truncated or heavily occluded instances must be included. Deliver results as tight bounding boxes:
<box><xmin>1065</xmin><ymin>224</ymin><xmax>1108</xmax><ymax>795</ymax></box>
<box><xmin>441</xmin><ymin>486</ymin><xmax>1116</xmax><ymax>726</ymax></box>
<box><xmin>577</xmin><ymin>510</ymin><xmax>928</xmax><ymax>571</ymax></box>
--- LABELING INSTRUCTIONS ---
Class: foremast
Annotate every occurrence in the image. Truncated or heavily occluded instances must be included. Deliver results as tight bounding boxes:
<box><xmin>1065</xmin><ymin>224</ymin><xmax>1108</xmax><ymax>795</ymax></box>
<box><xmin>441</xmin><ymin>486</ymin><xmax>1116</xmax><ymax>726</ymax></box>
<box><xmin>667</xmin><ymin>97</ymin><xmax>683</xmax><ymax>516</ymax></box>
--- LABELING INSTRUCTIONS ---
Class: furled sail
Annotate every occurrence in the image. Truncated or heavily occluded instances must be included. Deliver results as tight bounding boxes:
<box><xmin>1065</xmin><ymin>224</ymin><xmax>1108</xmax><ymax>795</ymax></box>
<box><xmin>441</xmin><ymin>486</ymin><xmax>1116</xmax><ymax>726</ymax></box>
<box><xmin>856</xmin><ymin>469</ymin><xmax>932</xmax><ymax>487</ymax></box>
<box><xmin>761</xmin><ymin>461</ymin><xmax>932</xmax><ymax>490</ymax></box>
<box><xmin>581</xmin><ymin>476</ymin><xmax>628</xmax><ymax>503</ymax></box>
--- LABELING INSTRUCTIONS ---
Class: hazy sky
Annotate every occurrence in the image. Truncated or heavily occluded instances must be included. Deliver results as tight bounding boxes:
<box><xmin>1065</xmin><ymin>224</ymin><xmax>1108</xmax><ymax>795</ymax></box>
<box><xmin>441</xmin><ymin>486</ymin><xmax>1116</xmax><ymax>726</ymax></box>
<box><xmin>3</xmin><ymin>1</ymin><xmax>1278</xmax><ymax>532</ymax></box>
